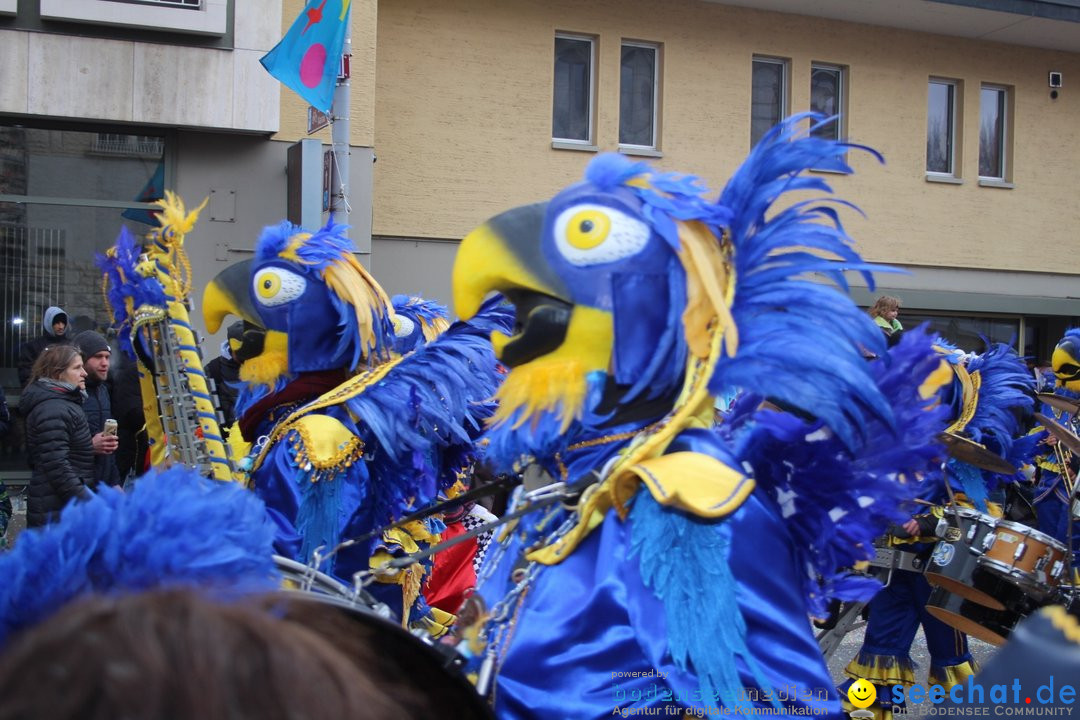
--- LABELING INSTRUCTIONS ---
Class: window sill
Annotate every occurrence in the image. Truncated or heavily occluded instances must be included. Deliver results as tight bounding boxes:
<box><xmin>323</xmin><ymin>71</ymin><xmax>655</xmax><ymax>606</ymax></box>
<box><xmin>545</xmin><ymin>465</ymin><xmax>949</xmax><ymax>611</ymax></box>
<box><xmin>552</xmin><ymin>141</ymin><xmax>599</xmax><ymax>152</ymax></box>
<box><xmin>40</xmin><ymin>0</ymin><xmax>227</xmax><ymax>36</ymax></box>
<box><xmin>618</xmin><ymin>146</ymin><xmax>663</xmax><ymax>158</ymax></box>
<box><xmin>925</xmin><ymin>174</ymin><xmax>963</xmax><ymax>185</ymax></box>
<box><xmin>0</xmin><ymin>0</ymin><xmax>15</xmax><ymax>15</ymax></box>
<box><xmin>978</xmin><ymin>178</ymin><xmax>1015</xmax><ymax>189</ymax></box>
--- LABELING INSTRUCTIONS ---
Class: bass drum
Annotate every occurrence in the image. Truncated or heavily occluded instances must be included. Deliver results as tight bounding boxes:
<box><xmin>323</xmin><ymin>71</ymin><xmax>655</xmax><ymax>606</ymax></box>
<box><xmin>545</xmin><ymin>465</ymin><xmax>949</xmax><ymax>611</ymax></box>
<box><xmin>924</xmin><ymin>585</ymin><xmax>1021</xmax><ymax>646</ymax></box>
<box><xmin>269</xmin><ymin>557</ymin><xmax>493</xmax><ymax>719</ymax></box>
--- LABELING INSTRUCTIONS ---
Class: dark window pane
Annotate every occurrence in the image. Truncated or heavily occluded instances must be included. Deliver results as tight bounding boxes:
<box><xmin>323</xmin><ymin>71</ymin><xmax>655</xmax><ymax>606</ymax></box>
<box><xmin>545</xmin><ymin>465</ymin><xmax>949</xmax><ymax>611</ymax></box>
<box><xmin>979</xmin><ymin>87</ymin><xmax>1005</xmax><ymax>178</ymax></box>
<box><xmin>903</xmin><ymin>312</ymin><xmax>1019</xmax><ymax>353</ymax></box>
<box><xmin>553</xmin><ymin>37</ymin><xmax>592</xmax><ymax>142</ymax></box>
<box><xmin>0</xmin><ymin>127</ymin><xmax>164</xmax><ymax>203</ymax></box>
<box><xmin>927</xmin><ymin>81</ymin><xmax>954</xmax><ymax>174</ymax></box>
<box><xmin>810</xmin><ymin>66</ymin><xmax>841</xmax><ymax>140</ymax></box>
<box><xmin>619</xmin><ymin>45</ymin><xmax>656</xmax><ymax>147</ymax></box>
<box><xmin>751</xmin><ymin>60</ymin><xmax>783</xmax><ymax>146</ymax></box>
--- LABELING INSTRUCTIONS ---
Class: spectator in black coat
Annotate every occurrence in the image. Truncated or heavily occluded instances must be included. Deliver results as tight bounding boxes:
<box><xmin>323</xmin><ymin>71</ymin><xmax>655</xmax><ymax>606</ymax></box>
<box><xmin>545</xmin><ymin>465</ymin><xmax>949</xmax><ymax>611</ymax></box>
<box><xmin>18</xmin><ymin>345</ymin><xmax>95</xmax><ymax>527</ymax></box>
<box><xmin>73</xmin><ymin>330</ymin><xmax>122</xmax><ymax>488</ymax></box>
<box><xmin>16</xmin><ymin>306</ymin><xmax>72</xmax><ymax>387</ymax></box>
<box><xmin>205</xmin><ymin>320</ymin><xmax>244</xmax><ymax>429</ymax></box>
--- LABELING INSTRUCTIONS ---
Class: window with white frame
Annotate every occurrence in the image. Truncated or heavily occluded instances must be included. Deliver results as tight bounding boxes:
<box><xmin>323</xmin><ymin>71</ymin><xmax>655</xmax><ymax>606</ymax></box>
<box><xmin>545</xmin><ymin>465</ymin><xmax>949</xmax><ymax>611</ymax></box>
<box><xmin>619</xmin><ymin>41</ymin><xmax>660</xmax><ymax>150</ymax></box>
<box><xmin>751</xmin><ymin>57</ymin><xmax>788</xmax><ymax>146</ymax></box>
<box><xmin>979</xmin><ymin>85</ymin><xmax>1009</xmax><ymax>180</ymax></box>
<box><xmin>809</xmin><ymin>63</ymin><xmax>845</xmax><ymax>141</ymax></box>
<box><xmin>927</xmin><ymin>78</ymin><xmax>959</xmax><ymax>176</ymax></box>
<box><xmin>553</xmin><ymin>34</ymin><xmax>596</xmax><ymax>145</ymax></box>
<box><xmin>40</xmin><ymin>0</ymin><xmax>225</xmax><ymax>35</ymax></box>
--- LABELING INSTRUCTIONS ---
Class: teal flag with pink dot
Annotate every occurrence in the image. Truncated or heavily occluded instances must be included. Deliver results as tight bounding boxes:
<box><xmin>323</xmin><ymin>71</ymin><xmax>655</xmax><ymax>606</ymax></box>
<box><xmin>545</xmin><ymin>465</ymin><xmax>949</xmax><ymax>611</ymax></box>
<box><xmin>260</xmin><ymin>0</ymin><xmax>352</xmax><ymax>113</ymax></box>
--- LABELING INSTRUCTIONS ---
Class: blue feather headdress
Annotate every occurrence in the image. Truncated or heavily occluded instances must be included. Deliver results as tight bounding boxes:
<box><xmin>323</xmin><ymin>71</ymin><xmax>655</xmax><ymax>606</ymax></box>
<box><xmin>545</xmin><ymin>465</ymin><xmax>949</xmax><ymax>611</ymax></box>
<box><xmin>390</xmin><ymin>294</ymin><xmax>451</xmax><ymax>353</ymax></box>
<box><xmin>0</xmin><ymin>467</ymin><xmax>280</xmax><ymax>647</ymax></box>
<box><xmin>708</xmin><ymin>114</ymin><xmax>895</xmax><ymax>451</ymax></box>
<box><xmin>96</xmin><ymin>226</ymin><xmax>168</xmax><ymax>360</ymax></box>
<box><xmin>256</xmin><ymin>217</ymin><xmax>396</xmax><ymax>372</ymax></box>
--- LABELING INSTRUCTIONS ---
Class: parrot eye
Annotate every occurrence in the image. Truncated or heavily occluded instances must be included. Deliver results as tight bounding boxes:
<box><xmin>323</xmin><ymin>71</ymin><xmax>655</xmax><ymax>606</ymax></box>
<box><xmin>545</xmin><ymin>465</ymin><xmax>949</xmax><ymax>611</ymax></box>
<box><xmin>253</xmin><ymin>267</ymin><xmax>306</xmax><ymax>307</ymax></box>
<box><xmin>553</xmin><ymin>203</ymin><xmax>650</xmax><ymax>266</ymax></box>
<box><xmin>392</xmin><ymin>314</ymin><xmax>416</xmax><ymax>338</ymax></box>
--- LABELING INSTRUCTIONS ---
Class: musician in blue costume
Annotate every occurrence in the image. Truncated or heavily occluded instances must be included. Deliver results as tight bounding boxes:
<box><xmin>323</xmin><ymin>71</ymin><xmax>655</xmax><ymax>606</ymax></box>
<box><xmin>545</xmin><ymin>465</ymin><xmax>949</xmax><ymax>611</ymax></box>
<box><xmin>1037</xmin><ymin>328</ymin><xmax>1080</xmax><ymax>572</ymax></box>
<box><xmin>201</xmin><ymin>219</ymin><xmax>508</xmax><ymax>633</ymax></box>
<box><xmin>451</xmin><ymin>114</ymin><xmax>950</xmax><ymax>719</ymax></box>
<box><xmin>840</xmin><ymin>340</ymin><xmax>1040</xmax><ymax>719</ymax></box>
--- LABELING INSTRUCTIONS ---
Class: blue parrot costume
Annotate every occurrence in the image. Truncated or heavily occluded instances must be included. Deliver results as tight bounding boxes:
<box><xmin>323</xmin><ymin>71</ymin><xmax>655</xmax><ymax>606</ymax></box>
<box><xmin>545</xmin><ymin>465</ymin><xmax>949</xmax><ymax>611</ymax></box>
<box><xmin>840</xmin><ymin>338</ymin><xmax>1041</xmax><ymax>719</ymax></box>
<box><xmin>201</xmin><ymin>219</ymin><xmax>508</xmax><ymax>633</ymax></box>
<box><xmin>450</xmin><ymin>114</ymin><xmax>950</xmax><ymax>719</ymax></box>
<box><xmin>1035</xmin><ymin>329</ymin><xmax>1080</xmax><ymax>572</ymax></box>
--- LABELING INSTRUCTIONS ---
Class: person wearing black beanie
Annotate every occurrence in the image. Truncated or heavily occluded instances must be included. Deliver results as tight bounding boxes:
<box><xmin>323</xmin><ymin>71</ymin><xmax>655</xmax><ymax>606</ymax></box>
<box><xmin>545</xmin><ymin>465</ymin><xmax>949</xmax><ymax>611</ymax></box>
<box><xmin>74</xmin><ymin>330</ymin><xmax>121</xmax><ymax>488</ymax></box>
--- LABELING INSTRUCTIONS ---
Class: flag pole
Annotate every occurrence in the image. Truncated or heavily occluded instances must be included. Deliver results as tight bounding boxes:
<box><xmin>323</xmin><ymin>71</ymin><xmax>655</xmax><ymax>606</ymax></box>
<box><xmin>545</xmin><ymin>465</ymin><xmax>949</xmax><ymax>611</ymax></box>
<box><xmin>330</xmin><ymin>21</ymin><xmax>351</xmax><ymax>239</ymax></box>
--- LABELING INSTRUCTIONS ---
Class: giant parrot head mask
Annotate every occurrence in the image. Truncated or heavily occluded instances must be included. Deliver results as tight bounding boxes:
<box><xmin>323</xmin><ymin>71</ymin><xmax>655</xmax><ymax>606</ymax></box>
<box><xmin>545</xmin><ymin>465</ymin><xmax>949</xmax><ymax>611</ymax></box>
<box><xmin>453</xmin><ymin>115</ymin><xmax>899</xmax><ymax>458</ymax></box>
<box><xmin>203</xmin><ymin>219</ymin><xmax>394</xmax><ymax>397</ymax></box>
<box><xmin>453</xmin><ymin>153</ymin><xmax>738</xmax><ymax>433</ymax></box>
<box><xmin>1052</xmin><ymin>328</ymin><xmax>1080</xmax><ymax>393</ymax></box>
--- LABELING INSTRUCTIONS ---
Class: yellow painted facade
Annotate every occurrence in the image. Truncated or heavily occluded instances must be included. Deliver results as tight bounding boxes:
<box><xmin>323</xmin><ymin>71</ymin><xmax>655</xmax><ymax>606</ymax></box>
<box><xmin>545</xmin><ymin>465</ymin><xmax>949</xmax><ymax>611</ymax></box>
<box><xmin>280</xmin><ymin>0</ymin><xmax>1080</xmax><ymax>278</ymax></box>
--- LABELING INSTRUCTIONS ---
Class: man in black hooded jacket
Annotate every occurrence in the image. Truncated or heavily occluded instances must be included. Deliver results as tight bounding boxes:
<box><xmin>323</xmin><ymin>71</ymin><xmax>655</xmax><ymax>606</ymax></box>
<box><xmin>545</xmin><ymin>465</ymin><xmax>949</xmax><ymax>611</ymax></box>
<box><xmin>17</xmin><ymin>306</ymin><xmax>72</xmax><ymax>387</ymax></box>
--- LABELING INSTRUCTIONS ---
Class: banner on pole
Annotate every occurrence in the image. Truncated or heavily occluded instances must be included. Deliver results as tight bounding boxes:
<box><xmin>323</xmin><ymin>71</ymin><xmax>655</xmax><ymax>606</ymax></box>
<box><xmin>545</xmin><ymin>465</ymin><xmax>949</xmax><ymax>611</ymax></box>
<box><xmin>260</xmin><ymin>0</ymin><xmax>352</xmax><ymax>113</ymax></box>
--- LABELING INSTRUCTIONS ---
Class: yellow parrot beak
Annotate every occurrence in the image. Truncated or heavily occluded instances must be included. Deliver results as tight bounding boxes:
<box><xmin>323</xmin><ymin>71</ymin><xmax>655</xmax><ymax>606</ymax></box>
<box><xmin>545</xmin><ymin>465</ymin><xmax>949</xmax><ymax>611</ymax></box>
<box><xmin>202</xmin><ymin>259</ymin><xmax>261</xmax><ymax>333</ymax></box>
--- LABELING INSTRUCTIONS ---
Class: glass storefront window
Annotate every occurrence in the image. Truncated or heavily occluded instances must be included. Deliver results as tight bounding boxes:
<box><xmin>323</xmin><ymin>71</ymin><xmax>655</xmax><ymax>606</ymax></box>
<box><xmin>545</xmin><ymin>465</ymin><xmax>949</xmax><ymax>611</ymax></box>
<box><xmin>0</xmin><ymin>123</ymin><xmax>166</xmax><ymax>481</ymax></box>
<box><xmin>901</xmin><ymin>312</ymin><xmax>1020</xmax><ymax>353</ymax></box>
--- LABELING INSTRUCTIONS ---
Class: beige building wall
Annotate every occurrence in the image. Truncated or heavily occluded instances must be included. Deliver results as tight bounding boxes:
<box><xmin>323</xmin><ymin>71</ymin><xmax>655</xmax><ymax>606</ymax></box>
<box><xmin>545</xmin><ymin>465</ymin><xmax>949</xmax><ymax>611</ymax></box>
<box><xmin>369</xmin><ymin>0</ymin><xmax>1080</xmax><ymax>280</ymax></box>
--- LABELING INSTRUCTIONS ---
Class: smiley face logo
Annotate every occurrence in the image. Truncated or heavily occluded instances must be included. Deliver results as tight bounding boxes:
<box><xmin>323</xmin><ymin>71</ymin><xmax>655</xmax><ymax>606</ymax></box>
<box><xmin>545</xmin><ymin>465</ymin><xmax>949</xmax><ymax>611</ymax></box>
<box><xmin>847</xmin><ymin>679</ymin><xmax>877</xmax><ymax>709</ymax></box>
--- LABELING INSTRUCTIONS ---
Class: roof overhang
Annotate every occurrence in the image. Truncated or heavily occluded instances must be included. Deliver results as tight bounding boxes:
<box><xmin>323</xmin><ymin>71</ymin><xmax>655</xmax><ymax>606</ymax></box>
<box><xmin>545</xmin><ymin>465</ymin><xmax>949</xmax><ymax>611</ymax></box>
<box><xmin>706</xmin><ymin>0</ymin><xmax>1080</xmax><ymax>52</ymax></box>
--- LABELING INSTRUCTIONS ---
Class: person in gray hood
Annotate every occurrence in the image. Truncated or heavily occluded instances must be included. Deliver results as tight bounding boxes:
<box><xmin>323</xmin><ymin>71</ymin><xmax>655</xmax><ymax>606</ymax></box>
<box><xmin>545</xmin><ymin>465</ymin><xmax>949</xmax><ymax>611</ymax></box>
<box><xmin>17</xmin><ymin>306</ymin><xmax>72</xmax><ymax>387</ymax></box>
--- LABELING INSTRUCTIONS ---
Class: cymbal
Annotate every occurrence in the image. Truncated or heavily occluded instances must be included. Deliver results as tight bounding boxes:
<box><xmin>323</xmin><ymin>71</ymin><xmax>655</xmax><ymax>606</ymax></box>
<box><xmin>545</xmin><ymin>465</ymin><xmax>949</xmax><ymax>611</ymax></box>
<box><xmin>1037</xmin><ymin>392</ymin><xmax>1080</xmax><ymax>416</ymax></box>
<box><xmin>1035</xmin><ymin>412</ymin><xmax>1080</xmax><ymax>455</ymax></box>
<box><xmin>938</xmin><ymin>432</ymin><xmax>1018</xmax><ymax>475</ymax></box>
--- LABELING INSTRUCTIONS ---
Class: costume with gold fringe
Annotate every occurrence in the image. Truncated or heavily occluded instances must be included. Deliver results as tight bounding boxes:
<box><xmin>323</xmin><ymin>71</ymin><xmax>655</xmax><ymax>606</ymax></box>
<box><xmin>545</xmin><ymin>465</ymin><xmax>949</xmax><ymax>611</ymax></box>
<box><xmin>201</xmin><ymin>218</ymin><xmax>508</xmax><ymax>633</ymax></box>
<box><xmin>451</xmin><ymin>114</ymin><xmax>949</xmax><ymax>719</ymax></box>
<box><xmin>840</xmin><ymin>339</ymin><xmax>1040</xmax><ymax>720</ymax></box>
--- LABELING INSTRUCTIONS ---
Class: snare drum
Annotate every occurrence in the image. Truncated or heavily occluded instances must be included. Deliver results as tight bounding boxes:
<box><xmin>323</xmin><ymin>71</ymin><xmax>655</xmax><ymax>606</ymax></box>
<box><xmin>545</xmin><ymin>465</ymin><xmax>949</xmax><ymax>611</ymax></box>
<box><xmin>924</xmin><ymin>508</ymin><xmax>1014</xmax><ymax>610</ymax></box>
<box><xmin>977</xmin><ymin>521</ymin><xmax>1068</xmax><ymax>599</ymax></box>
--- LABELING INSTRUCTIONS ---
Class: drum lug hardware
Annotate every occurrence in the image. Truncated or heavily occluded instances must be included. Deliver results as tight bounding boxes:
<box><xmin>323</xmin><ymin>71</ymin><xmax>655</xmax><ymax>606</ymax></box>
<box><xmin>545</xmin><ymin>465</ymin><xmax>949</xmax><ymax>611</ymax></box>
<box><xmin>1013</xmin><ymin>542</ymin><xmax>1027</xmax><ymax>561</ymax></box>
<box><xmin>911</xmin><ymin>557</ymin><xmax>922</xmax><ymax>570</ymax></box>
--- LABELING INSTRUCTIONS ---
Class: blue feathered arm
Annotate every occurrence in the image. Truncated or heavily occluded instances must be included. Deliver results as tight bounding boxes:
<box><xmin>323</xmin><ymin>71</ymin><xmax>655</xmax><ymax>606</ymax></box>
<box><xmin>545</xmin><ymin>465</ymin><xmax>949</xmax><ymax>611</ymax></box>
<box><xmin>0</xmin><ymin>467</ymin><xmax>280</xmax><ymax>647</ymax></box>
<box><xmin>711</xmin><ymin>113</ymin><xmax>897</xmax><ymax>451</ymax></box>
<box><xmin>724</xmin><ymin>328</ymin><xmax>949</xmax><ymax>615</ymax></box>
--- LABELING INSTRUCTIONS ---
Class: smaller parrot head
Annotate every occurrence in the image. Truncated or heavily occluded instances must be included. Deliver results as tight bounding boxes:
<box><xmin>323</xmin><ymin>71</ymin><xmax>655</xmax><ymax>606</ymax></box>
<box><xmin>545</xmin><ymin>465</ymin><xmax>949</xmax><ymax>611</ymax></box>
<box><xmin>390</xmin><ymin>294</ymin><xmax>450</xmax><ymax>354</ymax></box>
<box><xmin>1052</xmin><ymin>328</ymin><xmax>1080</xmax><ymax>392</ymax></box>
<box><xmin>203</xmin><ymin>219</ymin><xmax>394</xmax><ymax>400</ymax></box>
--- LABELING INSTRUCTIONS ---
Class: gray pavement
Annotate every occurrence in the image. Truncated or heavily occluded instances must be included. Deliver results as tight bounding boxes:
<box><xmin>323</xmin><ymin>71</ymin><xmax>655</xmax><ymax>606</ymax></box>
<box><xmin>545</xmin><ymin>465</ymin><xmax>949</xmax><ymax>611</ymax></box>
<box><xmin>825</xmin><ymin>607</ymin><xmax>998</xmax><ymax>715</ymax></box>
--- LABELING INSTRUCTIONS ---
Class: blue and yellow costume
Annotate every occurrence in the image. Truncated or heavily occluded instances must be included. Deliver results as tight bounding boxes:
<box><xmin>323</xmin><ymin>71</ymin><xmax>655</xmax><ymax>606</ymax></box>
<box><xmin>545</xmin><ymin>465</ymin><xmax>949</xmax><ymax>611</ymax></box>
<box><xmin>201</xmin><ymin>219</ymin><xmax>508</xmax><ymax>632</ymax></box>
<box><xmin>840</xmin><ymin>340</ymin><xmax>1040</xmax><ymax>718</ymax></box>
<box><xmin>1038</xmin><ymin>329</ymin><xmax>1080</xmax><ymax>570</ymax></box>
<box><xmin>451</xmin><ymin>115</ymin><xmax>949</xmax><ymax>719</ymax></box>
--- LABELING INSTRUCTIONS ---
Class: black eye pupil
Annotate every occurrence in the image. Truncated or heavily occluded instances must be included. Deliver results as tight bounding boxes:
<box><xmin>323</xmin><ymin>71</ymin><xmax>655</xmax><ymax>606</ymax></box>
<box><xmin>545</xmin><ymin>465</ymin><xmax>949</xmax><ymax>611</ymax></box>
<box><xmin>580</xmin><ymin>219</ymin><xmax>594</xmax><ymax>233</ymax></box>
<box><xmin>263</xmin><ymin>280</ymin><xmax>272</xmax><ymax>289</ymax></box>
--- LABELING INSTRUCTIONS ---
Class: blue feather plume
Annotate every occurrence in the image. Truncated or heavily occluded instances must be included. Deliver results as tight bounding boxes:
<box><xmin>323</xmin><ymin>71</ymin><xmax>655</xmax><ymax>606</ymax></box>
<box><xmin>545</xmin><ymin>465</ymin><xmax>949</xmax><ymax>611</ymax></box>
<box><xmin>96</xmin><ymin>226</ymin><xmax>168</xmax><ymax>360</ymax></box>
<box><xmin>723</xmin><ymin>327</ymin><xmax>948</xmax><ymax>615</ymax></box>
<box><xmin>711</xmin><ymin>113</ymin><xmax>896</xmax><ymax>451</ymax></box>
<box><xmin>0</xmin><ymin>466</ymin><xmax>280</xmax><ymax>647</ymax></box>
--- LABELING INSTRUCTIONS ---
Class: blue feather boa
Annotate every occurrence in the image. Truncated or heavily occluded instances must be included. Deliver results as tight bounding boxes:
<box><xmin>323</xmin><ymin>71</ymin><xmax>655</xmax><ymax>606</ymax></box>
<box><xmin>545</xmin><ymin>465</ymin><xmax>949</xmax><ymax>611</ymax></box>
<box><xmin>96</xmin><ymin>226</ymin><xmax>169</xmax><ymax>360</ymax></box>
<box><xmin>0</xmin><ymin>467</ymin><xmax>280</xmax><ymax>647</ymax></box>
<box><xmin>722</xmin><ymin>328</ymin><xmax>948</xmax><ymax>615</ymax></box>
